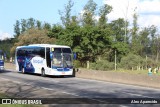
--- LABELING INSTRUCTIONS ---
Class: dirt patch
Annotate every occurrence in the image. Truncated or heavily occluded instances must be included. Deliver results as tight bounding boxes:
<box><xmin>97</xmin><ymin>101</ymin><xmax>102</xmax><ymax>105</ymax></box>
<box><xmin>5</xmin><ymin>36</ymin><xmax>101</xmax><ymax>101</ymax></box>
<box><xmin>4</xmin><ymin>63</ymin><xmax>16</xmax><ymax>70</ymax></box>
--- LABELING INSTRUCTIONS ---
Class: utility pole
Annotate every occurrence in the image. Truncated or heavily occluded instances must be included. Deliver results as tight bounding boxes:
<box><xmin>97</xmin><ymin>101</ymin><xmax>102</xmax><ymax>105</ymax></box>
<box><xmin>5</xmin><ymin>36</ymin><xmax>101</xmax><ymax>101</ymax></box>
<box><xmin>115</xmin><ymin>49</ymin><xmax>117</xmax><ymax>70</ymax></box>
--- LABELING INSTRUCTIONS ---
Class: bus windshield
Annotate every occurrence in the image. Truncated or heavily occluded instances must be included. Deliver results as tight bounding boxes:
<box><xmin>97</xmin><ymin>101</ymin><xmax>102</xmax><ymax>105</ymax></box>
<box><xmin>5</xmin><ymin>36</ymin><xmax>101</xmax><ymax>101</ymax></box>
<box><xmin>0</xmin><ymin>55</ymin><xmax>3</xmax><ymax>60</ymax></box>
<box><xmin>52</xmin><ymin>48</ymin><xmax>72</xmax><ymax>68</ymax></box>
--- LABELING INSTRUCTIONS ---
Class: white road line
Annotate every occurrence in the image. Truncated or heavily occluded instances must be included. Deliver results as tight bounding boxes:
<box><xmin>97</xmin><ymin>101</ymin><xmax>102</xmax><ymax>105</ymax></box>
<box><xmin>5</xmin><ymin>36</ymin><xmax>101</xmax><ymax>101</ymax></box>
<box><xmin>40</xmin><ymin>87</ymin><xmax>56</xmax><ymax>91</ymax></box>
<box><xmin>40</xmin><ymin>86</ymin><xmax>81</xmax><ymax>97</ymax></box>
<box><xmin>119</xmin><ymin>106</ymin><xmax>128</xmax><ymax>107</ymax></box>
<box><xmin>124</xmin><ymin>92</ymin><xmax>154</xmax><ymax>98</ymax></box>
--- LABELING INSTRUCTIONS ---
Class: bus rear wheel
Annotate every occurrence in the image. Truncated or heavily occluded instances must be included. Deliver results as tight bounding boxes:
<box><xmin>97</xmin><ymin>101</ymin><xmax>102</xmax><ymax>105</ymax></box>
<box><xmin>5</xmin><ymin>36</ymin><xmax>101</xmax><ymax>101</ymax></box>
<box><xmin>41</xmin><ymin>69</ymin><xmax>45</xmax><ymax>77</ymax></box>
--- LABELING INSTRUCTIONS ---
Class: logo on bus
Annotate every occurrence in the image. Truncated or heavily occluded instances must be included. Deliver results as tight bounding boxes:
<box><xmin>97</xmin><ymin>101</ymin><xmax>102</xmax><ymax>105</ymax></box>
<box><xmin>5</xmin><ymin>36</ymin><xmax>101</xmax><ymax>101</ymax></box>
<box><xmin>33</xmin><ymin>59</ymin><xmax>43</xmax><ymax>64</ymax></box>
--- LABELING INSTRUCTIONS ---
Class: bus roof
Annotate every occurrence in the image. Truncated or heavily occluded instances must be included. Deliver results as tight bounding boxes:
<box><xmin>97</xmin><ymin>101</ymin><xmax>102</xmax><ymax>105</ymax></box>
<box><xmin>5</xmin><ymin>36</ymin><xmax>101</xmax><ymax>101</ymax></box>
<box><xmin>16</xmin><ymin>44</ymin><xmax>70</xmax><ymax>49</ymax></box>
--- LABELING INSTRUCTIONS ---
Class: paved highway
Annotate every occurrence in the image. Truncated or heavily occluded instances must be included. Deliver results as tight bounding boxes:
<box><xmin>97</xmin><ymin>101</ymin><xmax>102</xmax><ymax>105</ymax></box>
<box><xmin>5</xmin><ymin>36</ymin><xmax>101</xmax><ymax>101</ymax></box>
<box><xmin>0</xmin><ymin>70</ymin><xmax>160</xmax><ymax>107</ymax></box>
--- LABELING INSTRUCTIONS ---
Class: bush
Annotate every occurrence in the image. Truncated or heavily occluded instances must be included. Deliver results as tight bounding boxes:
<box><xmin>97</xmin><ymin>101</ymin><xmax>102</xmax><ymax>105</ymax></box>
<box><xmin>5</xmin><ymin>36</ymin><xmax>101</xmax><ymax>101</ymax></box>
<box><xmin>90</xmin><ymin>60</ymin><xmax>114</xmax><ymax>71</ymax></box>
<box><xmin>120</xmin><ymin>54</ymin><xmax>145</xmax><ymax>70</ymax></box>
<box><xmin>73</xmin><ymin>60</ymin><xmax>81</xmax><ymax>68</ymax></box>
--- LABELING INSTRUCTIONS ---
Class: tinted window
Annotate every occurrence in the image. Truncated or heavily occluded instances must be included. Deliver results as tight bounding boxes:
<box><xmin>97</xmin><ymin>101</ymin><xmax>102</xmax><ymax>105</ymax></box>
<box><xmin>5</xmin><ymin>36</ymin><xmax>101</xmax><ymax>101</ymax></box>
<box><xmin>62</xmin><ymin>48</ymin><xmax>71</xmax><ymax>53</ymax></box>
<box><xmin>17</xmin><ymin>47</ymin><xmax>45</xmax><ymax>58</ymax></box>
<box><xmin>54</xmin><ymin>48</ymin><xmax>61</xmax><ymax>53</ymax></box>
<box><xmin>52</xmin><ymin>48</ymin><xmax>71</xmax><ymax>53</ymax></box>
<box><xmin>17</xmin><ymin>49</ymin><xmax>25</xmax><ymax>56</ymax></box>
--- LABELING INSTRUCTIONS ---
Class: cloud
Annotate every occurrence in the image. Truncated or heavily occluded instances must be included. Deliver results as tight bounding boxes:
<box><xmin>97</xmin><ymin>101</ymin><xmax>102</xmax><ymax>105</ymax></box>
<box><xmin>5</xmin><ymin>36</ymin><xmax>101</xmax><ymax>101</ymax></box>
<box><xmin>103</xmin><ymin>0</ymin><xmax>160</xmax><ymax>28</ymax></box>
<box><xmin>0</xmin><ymin>31</ymin><xmax>13</xmax><ymax>40</ymax></box>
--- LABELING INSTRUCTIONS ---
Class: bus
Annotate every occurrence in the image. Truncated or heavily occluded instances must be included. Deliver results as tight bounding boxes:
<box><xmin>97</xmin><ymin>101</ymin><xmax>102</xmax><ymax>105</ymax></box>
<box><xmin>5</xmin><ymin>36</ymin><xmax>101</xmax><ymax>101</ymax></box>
<box><xmin>15</xmin><ymin>44</ymin><xmax>75</xmax><ymax>77</ymax></box>
<box><xmin>0</xmin><ymin>50</ymin><xmax>4</xmax><ymax>70</ymax></box>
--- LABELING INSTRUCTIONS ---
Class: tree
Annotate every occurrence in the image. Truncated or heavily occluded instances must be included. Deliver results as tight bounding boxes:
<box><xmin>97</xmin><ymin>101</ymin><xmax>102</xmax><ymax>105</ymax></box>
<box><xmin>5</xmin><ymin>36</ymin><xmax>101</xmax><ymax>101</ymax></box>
<box><xmin>48</xmin><ymin>24</ymin><xmax>64</xmax><ymax>39</ymax></box>
<box><xmin>0</xmin><ymin>38</ymin><xmax>14</xmax><ymax>59</ymax></box>
<box><xmin>43</xmin><ymin>22</ymin><xmax>51</xmax><ymax>30</ymax></box>
<box><xmin>36</xmin><ymin>20</ymin><xmax>42</xmax><ymax>30</ymax></box>
<box><xmin>21</xmin><ymin>19</ymin><xmax>27</xmax><ymax>34</ymax></box>
<box><xmin>14</xmin><ymin>20</ymin><xmax>21</xmax><ymax>37</ymax></box>
<box><xmin>131</xmin><ymin>9</ymin><xmax>139</xmax><ymax>54</ymax></box>
<box><xmin>138</xmin><ymin>27</ymin><xmax>150</xmax><ymax>56</ymax></box>
<box><xmin>149</xmin><ymin>25</ymin><xmax>158</xmax><ymax>56</ymax></box>
<box><xmin>10</xmin><ymin>28</ymin><xmax>55</xmax><ymax>55</ymax></box>
<box><xmin>27</xmin><ymin>18</ymin><xmax>36</xmax><ymax>28</ymax></box>
<box><xmin>98</xmin><ymin>4</ymin><xmax>112</xmax><ymax>28</ymax></box>
<box><xmin>110</xmin><ymin>18</ymin><xmax>126</xmax><ymax>42</ymax></box>
<box><xmin>82</xmin><ymin>0</ymin><xmax>97</xmax><ymax>26</ymax></box>
<box><xmin>59</xmin><ymin>0</ymin><xmax>74</xmax><ymax>27</ymax></box>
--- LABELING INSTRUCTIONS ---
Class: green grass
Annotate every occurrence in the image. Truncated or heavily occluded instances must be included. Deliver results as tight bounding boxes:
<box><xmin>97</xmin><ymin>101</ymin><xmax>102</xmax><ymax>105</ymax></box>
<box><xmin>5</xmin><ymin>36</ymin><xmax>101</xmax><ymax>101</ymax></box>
<box><xmin>113</xmin><ymin>69</ymin><xmax>160</xmax><ymax>75</ymax></box>
<box><xmin>114</xmin><ymin>69</ymin><xmax>148</xmax><ymax>74</ymax></box>
<box><xmin>0</xmin><ymin>93</ymin><xmax>43</xmax><ymax>107</ymax></box>
<box><xmin>0</xmin><ymin>93</ymin><xmax>9</xmax><ymax>98</ymax></box>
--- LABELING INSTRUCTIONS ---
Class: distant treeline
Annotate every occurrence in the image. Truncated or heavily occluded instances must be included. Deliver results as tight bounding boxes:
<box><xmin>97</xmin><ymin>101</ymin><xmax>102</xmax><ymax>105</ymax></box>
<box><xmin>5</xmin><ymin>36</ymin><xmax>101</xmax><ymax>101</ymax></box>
<box><xmin>1</xmin><ymin>0</ymin><xmax>160</xmax><ymax>70</ymax></box>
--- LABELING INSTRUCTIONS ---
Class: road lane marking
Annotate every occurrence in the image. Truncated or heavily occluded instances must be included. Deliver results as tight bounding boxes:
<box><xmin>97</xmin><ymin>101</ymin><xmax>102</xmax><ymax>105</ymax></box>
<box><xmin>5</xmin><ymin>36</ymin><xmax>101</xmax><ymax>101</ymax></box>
<box><xmin>123</xmin><ymin>92</ymin><xmax>154</xmax><ymax>98</ymax></box>
<box><xmin>0</xmin><ymin>77</ymin><xmax>124</xmax><ymax>103</ymax></box>
<box><xmin>3</xmin><ymin>70</ymin><xmax>160</xmax><ymax>92</ymax></box>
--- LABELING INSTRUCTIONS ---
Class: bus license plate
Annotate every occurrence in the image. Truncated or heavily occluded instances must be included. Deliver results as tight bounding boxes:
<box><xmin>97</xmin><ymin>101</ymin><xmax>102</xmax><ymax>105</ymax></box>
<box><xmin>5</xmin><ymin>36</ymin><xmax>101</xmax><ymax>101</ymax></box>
<box><xmin>62</xmin><ymin>72</ymin><xmax>65</xmax><ymax>74</ymax></box>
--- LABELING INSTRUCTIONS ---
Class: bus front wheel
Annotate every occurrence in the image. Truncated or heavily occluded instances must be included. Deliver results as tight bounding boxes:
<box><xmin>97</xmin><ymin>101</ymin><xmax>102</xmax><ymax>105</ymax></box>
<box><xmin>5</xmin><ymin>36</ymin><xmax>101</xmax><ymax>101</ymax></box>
<box><xmin>41</xmin><ymin>69</ymin><xmax>45</xmax><ymax>77</ymax></box>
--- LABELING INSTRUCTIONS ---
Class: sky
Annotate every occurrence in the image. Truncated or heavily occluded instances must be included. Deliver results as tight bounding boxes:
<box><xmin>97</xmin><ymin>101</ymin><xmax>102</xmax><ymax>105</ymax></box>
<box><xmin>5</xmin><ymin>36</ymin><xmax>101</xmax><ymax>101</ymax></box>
<box><xmin>0</xmin><ymin>0</ymin><xmax>160</xmax><ymax>40</ymax></box>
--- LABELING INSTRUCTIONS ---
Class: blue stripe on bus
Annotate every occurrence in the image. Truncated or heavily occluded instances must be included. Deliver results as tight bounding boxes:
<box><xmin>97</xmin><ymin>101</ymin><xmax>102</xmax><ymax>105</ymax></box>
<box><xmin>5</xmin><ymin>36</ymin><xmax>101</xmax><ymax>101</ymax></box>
<box><xmin>0</xmin><ymin>60</ymin><xmax>4</xmax><ymax>66</ymax></box>
<box><xmin>52</xmin><ymin>66</ymin><xmax>71</xmax><ymax>72</ymax></box>
<box><xmin>24</xmin><ymin>67</ymin><xmax>35</xmax><ymax>73</ymax></box>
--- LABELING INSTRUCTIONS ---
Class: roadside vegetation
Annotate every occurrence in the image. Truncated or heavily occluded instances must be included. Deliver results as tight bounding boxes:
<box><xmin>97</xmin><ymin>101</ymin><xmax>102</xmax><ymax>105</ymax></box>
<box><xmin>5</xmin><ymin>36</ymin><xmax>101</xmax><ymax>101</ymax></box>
<box><xmin>0</xmin><ymin>0</ymin><xmax>160</xmax><ymax>73</ymax></box>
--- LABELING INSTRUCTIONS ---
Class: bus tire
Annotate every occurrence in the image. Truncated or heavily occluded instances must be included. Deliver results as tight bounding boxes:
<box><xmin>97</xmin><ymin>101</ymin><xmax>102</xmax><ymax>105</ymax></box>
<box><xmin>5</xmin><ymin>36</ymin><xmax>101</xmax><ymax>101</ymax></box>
<box><xmin>41</xmin><ymin>69</ymin><xmax>45</xmax><ymax>77</ymax></box>
<box><xmin>72</xmin><ymin>69</ymin><xmax>76</xmax><ymax>77</ymax></box>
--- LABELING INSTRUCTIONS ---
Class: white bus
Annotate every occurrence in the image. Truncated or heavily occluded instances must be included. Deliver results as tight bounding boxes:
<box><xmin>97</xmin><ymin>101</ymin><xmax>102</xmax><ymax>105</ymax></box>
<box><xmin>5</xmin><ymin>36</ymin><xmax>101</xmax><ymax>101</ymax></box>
<box><xmin>15</xmin><ymin>44</ymin><xmax>75</xmax><ymax>77</ymax></box>
<box><xmin>0</xmin><ymin>50</ymin><xmax>4</xmax><ymax>70</ymax></box>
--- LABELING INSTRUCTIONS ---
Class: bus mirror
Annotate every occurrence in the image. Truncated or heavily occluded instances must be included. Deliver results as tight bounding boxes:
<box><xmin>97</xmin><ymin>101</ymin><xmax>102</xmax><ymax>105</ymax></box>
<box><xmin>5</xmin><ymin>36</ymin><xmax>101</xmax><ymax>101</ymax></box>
<box><xmin>50</xmin><ymin>52</ymin><xmax>53</xmax><ymax>60</ymax></box>
<box><xmin>73</xmin><ymin>52</ymin><xmax>76</xmax><ymax>60</ymax></box>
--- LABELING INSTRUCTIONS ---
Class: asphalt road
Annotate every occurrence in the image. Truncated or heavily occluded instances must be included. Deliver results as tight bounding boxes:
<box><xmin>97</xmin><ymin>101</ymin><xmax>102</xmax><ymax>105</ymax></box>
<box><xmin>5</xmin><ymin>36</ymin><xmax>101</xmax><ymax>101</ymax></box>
<box><xmin>0</xmin><ymin>69</ymin><xmax>160</xmax><ymax>107</ymax></box>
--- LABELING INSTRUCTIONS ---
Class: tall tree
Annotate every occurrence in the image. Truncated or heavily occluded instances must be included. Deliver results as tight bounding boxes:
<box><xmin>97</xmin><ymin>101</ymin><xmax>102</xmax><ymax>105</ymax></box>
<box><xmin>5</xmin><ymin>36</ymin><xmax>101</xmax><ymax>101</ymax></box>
<box><xmin>27</xmin><ymin>18</ymin><xmax>36</xmax><ymax>28</ymax></box>
<box><xmin>59</xmin><ymin>0</ymin><xmax>74</xmax><ymax>27</ymax></box>
<box><xmin>110</xmin><ymin>18</ymin><xmax>126</xmax><ymax>42</ymax></box>
<box><xmin>98</xmin><ymin>4</ymin><xmax>112</xmax><ymax>28</ymax></box>
<box><xmin>149</xmin><ymin>25</ymin><xmax>158</xmax><ymax>60</ymax></box>
<box><xmin>36</xmin><ymin>20</ymin><xmax>42</xmax><ymax>29</ymax></box>
<box><xmin>82</xmin><ymin>0</ymin><xmax>97</xmax><ymax>26</ymax></box>
<box><xmin>43</xmin><ymin>22</ymin><xmax>51</xmax><ymax>30</ymax></box>
<box><xmin>11</xmin><ymin>28</ymin><xmax>55</xmax><ymax>55</ymax></box>
<box><xmin>21</xmin><ymin>19</ymin><xmax>27</xmax><ymax>33</ymax></box>
<box><xmin>138</xmin><ymin>27</ymin><xmax>150</xmax><ymax>56</ymax></box>
<box><xmin>131</xmin><ymin>8</ymin><xmax>139</xmax><ymax>54</ymax></box>
<box><xmin>109</xmin><ymin>18</ymin><xmax>129</xmax><ymax>62</ymax></box>
<box><xmin>14</xmin><ymin>20</ymin><xmax>21</xmax><ymax>37</ymax></box>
